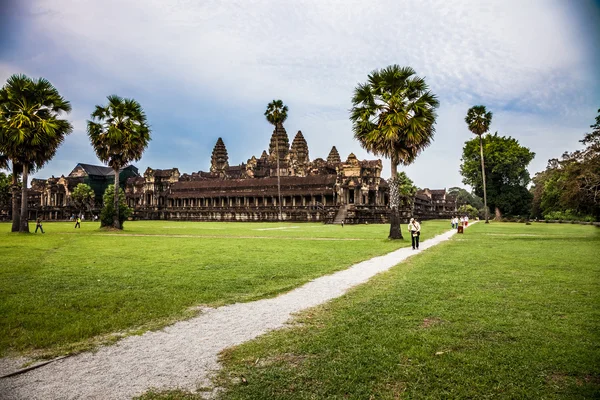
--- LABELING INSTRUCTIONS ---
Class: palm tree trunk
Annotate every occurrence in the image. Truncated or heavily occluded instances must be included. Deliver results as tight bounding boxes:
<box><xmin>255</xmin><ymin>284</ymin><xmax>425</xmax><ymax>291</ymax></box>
<box><xmin>11</xmin><ymin>162</ymin><xmax>20</xmax><ymax>232</ymax></box>
<box><xmin>113</xmin><ymin>169</ymin><xmax>121</xmax><ymax>229</ymax></box>
<box><xmin>19</xmin><ymin>164</ymin><xmax>30</xmax><ymax>233</ymax></box>
<box><xmin>388</xmin><ymin>160</ymin><xmax>403</xmax><ymax>239</ymax></box>
<box><xmin>275</xmin><ymin>129</ymin><xmax>282</xmax><ymax>221</ymax></box>
<box><xmin>479</xmin><ymin>135</ymin><xmax>489</xmax><ymax>223</ymax></box>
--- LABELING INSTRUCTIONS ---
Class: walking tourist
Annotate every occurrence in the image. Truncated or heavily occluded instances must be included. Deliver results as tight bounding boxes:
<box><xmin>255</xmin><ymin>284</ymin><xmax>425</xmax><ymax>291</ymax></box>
<box><xmin>464</xmin><ymin>215</ymin><xmax>469</xmax><ymax>227</ymax></box>
<box><xmin>408</xmin><ymin>217</ymin><xmax>421</xmax><ymax>250</ymax></box>
<box><xmin>74</xmin><ymin>216</ymin><xmax>81</xmax><ymax>228</ymax></box>
<box><xmin>35</xmin><ymin>217</ymin><xmax>45</xmax><ymax>234</ymax></box>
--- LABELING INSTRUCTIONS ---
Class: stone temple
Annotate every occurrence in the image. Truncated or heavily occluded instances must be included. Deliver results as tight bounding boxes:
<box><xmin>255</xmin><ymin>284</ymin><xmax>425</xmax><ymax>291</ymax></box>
<box><xmin>2</xmin><ymin>125</ymin><xmax>465</xmax><ymax>223</ymax></box>
<box><xmin>126</xmin><ymin>125</ymin><xmax>390</xmax><ymax>223</ymax></box>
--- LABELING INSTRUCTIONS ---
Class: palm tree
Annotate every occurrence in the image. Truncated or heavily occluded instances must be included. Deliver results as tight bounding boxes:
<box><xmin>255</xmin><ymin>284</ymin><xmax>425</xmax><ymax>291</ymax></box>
<box><xmin>264</xmin><ymin>99</ymin><xmax>288</xmax><ymax>220</ymax></box>
<box><xmin>350</xmin><ymin>65</ymin><xmax>439</xmax><ymax>239</ymax></box>
<box><xmin>0</xmin><ymin>74</ymin><xmax>72</xmax><ymax>232</ymax></box>
<box><xmin>87</xmin><ymin>95</ymin><xmax>151</xmax><ymax>229</ymax></box>
<box><xmin>465</xmin><ymin>105</ymin><xmax>492</xmax><ymax>223</ymax></box>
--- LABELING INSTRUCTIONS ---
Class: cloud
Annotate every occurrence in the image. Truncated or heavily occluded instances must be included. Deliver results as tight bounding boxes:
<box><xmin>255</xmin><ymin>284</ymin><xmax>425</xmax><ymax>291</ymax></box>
<box><xmin>3</xmin><ymin>0</ymin><xmax>598</xmax><ymax>188</ymax></box>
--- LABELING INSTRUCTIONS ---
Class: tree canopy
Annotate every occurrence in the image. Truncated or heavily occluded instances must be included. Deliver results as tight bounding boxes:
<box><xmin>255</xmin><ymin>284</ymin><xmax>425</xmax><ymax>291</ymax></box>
<box><xmin>448</xmin><ymin>187</ymin><xmax>484</xmax><ymax>210</ymax></box>
<box><xmin>264</xmin><ymin>100</ymin><xmax>288</xmax><ymax>126</ymax></box>
<box><xmin>460</xmin><ymin>132</ymin><xmax>535</xmax><ymax>217</ymax></box>
<box><xmin>465</xmin><ymin>105</ymin><xmax>493</xmax><ymax>137</ymax></box>
<box><xmin>100</xmin><ymin>184</ymin><xmax>132</xmax><ymax>228</ymax></box>
<box><xmin>0</xmin><ymin>171</ymin><xmax>12</xmax><ymax>211</ymax></box>
<box><xmin>531</xmin><ymin>109</ymin><xmax>600</xmax><ymax>221</ymax></box>
<box><xmin>71</xmin><ymin>183</ymin><xmax>95</xmax><ymax>214</ymax></box>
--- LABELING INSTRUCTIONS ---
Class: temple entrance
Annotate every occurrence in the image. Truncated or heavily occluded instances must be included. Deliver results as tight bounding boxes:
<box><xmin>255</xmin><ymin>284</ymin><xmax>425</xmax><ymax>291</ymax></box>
<box><xmin>348</xmin><ymin>189</ymin><xmax>354</xmax><ymax>204</ymax></box>
<box><xmin>368</xmin><ymin>190</ymin><xmax>376</xmax><ymax>205</ymax></box>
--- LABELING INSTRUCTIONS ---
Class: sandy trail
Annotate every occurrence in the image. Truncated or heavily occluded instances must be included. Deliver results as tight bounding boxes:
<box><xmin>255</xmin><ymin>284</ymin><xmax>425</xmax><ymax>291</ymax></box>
<box><xmin>0</xmin><ymin>226</ymin><xmax>468</xmax><ymax>400</ymax></box>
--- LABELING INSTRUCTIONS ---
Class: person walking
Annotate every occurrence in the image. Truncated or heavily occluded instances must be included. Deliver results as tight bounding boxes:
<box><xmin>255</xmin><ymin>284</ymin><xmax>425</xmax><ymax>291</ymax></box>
<box><xmin>408</xmin><ymin>217</ymin><xmax>421</xmax><ymax>250</ymax></box>
<box><xmin>35</xmin><ymin>217</ymin><xmax>45</xmax><ymax>234</ymax></box>
<box><xmin>74</xmin><ymin>216</ymin><xmax>81</xmax><ymax>228</ymax></box>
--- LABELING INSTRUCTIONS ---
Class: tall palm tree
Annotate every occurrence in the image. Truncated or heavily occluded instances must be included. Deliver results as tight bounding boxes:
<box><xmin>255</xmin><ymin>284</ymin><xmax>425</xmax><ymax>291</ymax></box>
<box><xmin>87</xmin><ymin>95</ymin><xmax>151</xmax><ymax>229</ymax></box>
<box><xmin>264</xmin><ymin>99</ymin><xmax>288</xmax><ymax>220</ymax></box>
<box><xmin>0</xmin><ymin>74</ymin><xmax>72</xmax><ymax>232</ymax></box>
<box><xmin>350</xmin><ymin>65</ymin><xmax>439</xmax><ymax>239</ymax></box>
<box><xmin>465</xmin><ymin>105</ymin><xmax>492</xmax><ymax>223</ymax></box>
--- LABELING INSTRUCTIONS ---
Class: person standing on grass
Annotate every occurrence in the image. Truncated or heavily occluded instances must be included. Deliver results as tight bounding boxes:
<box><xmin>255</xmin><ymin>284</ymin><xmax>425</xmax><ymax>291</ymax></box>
<box><xmin>408</xmin><ymin>217</ymin><xmax>421</xmax><ymax>250</ymax></box>
<box><xmin>74</xmin><ymin>216</ymin><xmax>81</xmax><ymax>228</ymax></box>
<box><xmin>465</xmin><ymin>215</ymin><xmax>469</xmax><ymax>227</ymax></box>
<box><xmin>35</xmin><ymin>217</ymin><xmax>45</xmax><ymax>234</ymax></box>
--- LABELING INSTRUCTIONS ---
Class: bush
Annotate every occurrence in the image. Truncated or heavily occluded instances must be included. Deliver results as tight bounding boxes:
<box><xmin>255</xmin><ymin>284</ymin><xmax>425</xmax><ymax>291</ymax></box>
<box><xmin>458</xmin><ymin>204</ymin><xmax>479</xmax><ymax>219</ymax></box>
<box><xmin>100</xmin><ymin>185</ymin><xmax>132</xmax><ymax>228</ymax></box>
<box><xmin>543</xmin><ymin>210</ymin><xmax>595</xmax><ymax>222</ymax></box>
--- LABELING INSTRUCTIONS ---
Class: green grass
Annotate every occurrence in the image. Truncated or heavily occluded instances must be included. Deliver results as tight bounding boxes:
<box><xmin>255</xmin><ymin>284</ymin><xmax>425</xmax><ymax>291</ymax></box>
<box><xmin>203</xmin><ymin>222</ymin><xmax>600</xmax><ymax>399</ymax></box>
<box><xmin>0</xmin><ymin>220</ymin><xmax>449</xmax><ymax>358</ymax></box>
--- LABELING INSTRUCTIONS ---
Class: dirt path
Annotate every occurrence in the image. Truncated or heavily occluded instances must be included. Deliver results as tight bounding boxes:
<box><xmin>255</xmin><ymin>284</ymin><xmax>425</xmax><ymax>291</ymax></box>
<box><xmin>0</xmin><ymin>225</ymin><xmax>472</xmax><ymax>400</ymax></box>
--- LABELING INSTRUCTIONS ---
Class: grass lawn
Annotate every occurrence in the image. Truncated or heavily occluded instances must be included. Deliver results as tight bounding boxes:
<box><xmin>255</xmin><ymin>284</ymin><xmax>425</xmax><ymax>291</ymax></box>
<box><xmin>204</xmin><ymin>222</ymin><xmax>600</xmax><ymax>399</ymax></box>
<box><xmin>0</xmin><ymin>220</ymin><xmax>449</xmax><ymax>359</ymax></box>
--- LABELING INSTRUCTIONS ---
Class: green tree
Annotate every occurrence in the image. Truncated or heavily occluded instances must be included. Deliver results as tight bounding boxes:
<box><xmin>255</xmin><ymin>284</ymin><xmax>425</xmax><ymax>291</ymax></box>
<box><xmin>458</xmin><ymin>204</ymin><xmax>479</xmax><ymax>219</ymax></box>
<box><xmin>70</xmin><ymin>183</ymin><xmax>95</xmax><ymax>217</ymax></box>
<box><xmin>460</xmin><ymin>133</ymin><xmax>535</xmax><ymax>218</ymax></box>
<box><xmin>100</xmin><ymin>185</ymin><xmax>132</xmax><ymax>228</ymax></box>
<box><xmin>532</xmin><ymin>110</ymin><xmax>600</xmax><ymax>220</ymax></box>
<box><xmin>350</xmin><ymin>65</ymin><xmax>439</xmax><ymax>239</ymax></box>
<box><xmin>465</xmin><ymin>105</ymin><xmax>493</xmax><ymax>223</ymax></box>
<box><xmin>0</xmin><ymin>171</ymin><xmax>12</xmax><ymax>213</ymax></box>
<box><xmin>396</xmin><ymin>171</ymin><xmax>417</xmax><ymax>209</ymax></box>
<box><xmin>448</xmin><ymin>187</ymin><xmax>484</xmax><ymax>210</ymax></box>
<box><xmin>0</xmin><ymin>74</ymin><xmax>72</xmax><ymax>232</ymax></box>
<box><xmin>87</xmin><ymin>95</ymin><xmax>151</xmax><ymax>229</ymax></box>
<box><xmin>264</xmin><ymin>99</ymin><xmax>288</xmax><ymax>220</ymax></box>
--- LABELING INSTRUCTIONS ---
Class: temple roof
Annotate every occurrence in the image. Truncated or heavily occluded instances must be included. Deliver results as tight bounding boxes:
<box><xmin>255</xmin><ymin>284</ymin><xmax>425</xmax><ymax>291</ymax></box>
<box><xmin>290</xmin><ymin>130</ymin><xmax>309</xmax><ymax>164</ymax></box>
<box><xmin>327</xmin><ymin>146</ymin><xmax>341</xmax><ymax>163</ymax></box>
<box><xmin>69</xmin><ymin>163</ymin><xmax>138</xmax><ymax>178</ymax></box>
<box><xmin>268</xmin><ymin>124</ymin><xmax>290</xmax><ymax>160</ymax></box>
<box><xmin>70</xmin><ymin>163</ymin><xmax>114</xmax><ymax>177</ymax></box>
<box><xmin>170</xmin><ymin>175</ymin><xmax>337</xmax><ymax>198</ymax></box>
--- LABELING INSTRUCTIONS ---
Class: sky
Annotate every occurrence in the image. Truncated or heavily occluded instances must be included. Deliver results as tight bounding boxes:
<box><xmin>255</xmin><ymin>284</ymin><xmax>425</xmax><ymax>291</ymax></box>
<box><xmin>1</xmin><ymin>0</ymin><xmax>599</xmax><ymax>190</ymax></box>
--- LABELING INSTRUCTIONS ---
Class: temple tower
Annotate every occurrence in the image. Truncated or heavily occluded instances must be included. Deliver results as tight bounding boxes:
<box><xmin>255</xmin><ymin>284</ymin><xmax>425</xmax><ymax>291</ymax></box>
<box><xmin>210</xmin><ymin>137</ymin><xmax>229</xmax><ymax>174</ymax></box>
<box><xmin>327</xmin><ymin>146</ymin><xmax>341</xmax><ymax>163</ymax></box>
<box><xmin>268</xmin><ymin>123</ymin><xmax>290</xmax><ymax>161</ymax></box>
<box><xmin>290</xmin><ymin>130</ymin><xmax>309</xmax><ymax>165</ymax></box>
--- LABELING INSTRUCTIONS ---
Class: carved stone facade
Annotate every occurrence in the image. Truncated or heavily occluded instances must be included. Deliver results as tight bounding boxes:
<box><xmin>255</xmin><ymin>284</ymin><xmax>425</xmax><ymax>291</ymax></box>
<box><xmin>125</xmin><ymin>126</ymin><xmax>389</xmax><ymax>223</ymax></box>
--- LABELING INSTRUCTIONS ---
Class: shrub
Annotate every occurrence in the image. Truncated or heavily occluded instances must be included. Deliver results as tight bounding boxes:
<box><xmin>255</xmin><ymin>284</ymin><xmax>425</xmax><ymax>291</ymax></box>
<box><xmin>458</xmin><ymin>204</ymin><xmax>479</xmax><ymax>219</ymax></box>
<box><xmin>100</xmin><ymin>185</ymin><xmax>132</xmax><ymax>228</ymax></box>
<box><xmin>543</xmin><ymin>210</ymin><xmax>595</xmax><ymax>222</ymax></box>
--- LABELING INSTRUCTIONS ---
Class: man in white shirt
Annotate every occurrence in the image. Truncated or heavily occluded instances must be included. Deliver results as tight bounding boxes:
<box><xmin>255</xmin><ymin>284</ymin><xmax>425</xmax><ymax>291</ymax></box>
<box><xmin>408</xmin><ymin>218</ymin><xmax>421</xmax><ymax>250</ymax></box>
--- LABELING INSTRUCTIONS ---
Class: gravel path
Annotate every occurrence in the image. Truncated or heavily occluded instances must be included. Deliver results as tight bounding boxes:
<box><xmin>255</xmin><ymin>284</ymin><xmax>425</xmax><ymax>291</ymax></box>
<box><xmin>0</xmin><ymin>226</ymin><xmax>465</xmax><ymax>400</ymax></box>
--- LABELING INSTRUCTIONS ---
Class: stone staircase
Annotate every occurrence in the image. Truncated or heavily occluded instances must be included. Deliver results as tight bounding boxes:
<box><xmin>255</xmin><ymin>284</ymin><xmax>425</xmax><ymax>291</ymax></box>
<box><xmin>333</xmin><ymin>204</ymin><xmax>349</xmax><ymax>224</ymax></box>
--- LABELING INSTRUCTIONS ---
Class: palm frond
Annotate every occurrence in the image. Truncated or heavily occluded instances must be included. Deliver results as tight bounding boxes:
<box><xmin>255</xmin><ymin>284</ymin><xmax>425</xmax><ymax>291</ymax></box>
<box><xmin>349</xmin><ymin>65</ymin><xmax>439</xmax><ymax>167</ymax></box>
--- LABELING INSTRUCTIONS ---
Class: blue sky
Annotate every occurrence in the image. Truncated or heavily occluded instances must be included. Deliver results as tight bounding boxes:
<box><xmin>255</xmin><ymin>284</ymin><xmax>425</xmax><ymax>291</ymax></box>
<box><xmin>1</xmin><ymin>0</ymin><xmax>599</xmax><ymax>189</ymax></box>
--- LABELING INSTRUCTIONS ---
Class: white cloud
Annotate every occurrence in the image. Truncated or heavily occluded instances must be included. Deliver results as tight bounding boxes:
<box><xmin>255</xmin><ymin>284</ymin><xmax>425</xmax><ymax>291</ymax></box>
<box><xmin>6</xmin><ymin>0</ymin><xmax>598</xmax><ymax>188</ymax></box>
